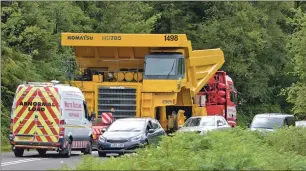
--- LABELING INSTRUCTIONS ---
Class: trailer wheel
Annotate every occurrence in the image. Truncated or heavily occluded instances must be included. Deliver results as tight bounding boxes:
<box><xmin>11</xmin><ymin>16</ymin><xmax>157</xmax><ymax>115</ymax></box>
<box><xmin>14</xmin><ymin>148</ymin><xmax>24</xmax><ymax>157</ymax></box>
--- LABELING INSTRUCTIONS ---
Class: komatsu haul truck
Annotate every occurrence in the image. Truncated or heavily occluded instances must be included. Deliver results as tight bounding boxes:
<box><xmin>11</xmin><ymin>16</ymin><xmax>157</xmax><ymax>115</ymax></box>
<box><xmin>61</xmin><ymin>33</ymin><xmax>238</xmax><ymax>132</ymax></box>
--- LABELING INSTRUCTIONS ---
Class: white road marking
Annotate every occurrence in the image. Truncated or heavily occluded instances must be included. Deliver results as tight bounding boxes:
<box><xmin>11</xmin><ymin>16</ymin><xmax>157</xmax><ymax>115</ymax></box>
<box><xmin>1</xmin><ymin>158</ymin><xmax>46</xmax><ymax>167</ymax></box>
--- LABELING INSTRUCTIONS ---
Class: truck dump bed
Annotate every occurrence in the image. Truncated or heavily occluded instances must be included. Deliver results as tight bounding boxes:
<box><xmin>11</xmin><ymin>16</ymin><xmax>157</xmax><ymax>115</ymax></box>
<box><xmin>61</xmin><ymin>33</ymin><xmax>224</xmax><ymax>96</ymax></box>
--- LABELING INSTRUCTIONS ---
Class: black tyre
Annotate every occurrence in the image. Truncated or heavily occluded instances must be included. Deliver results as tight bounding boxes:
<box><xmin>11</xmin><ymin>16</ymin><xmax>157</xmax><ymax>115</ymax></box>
<box><xmin>83</xmin><ymin>141</ymin><xmax>92</xmax><ymax>155</ymax></box>
<box><xmin>98</xmin><ymin>151</ymin><xmax>106</xmax><ymax>157</ymax></box>
<box><xmin>14</xmin><ymin>148</ymin><xmax>24</xmax><ymax>157</ymax></box>
<box><xmin>37</xmin><ymin>149</ymin><xmax>47</xmax><ymax>156</ymax></box>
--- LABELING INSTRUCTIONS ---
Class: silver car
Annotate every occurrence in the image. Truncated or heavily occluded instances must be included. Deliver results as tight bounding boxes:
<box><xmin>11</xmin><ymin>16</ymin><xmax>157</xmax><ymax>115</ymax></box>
<box><xmin>178</xmin><ymin>115</ymin><xmax>231</xmax><ymax>134</ymax></box>
<box><xmin>249</xmin><ymin>113</ymin><xmax>295</xmax><ymax>132</ymax></box>
<box><xmin>97</xmin><ymin>118</ymin><xmax>166</xmax><ymax>157</ymax></box>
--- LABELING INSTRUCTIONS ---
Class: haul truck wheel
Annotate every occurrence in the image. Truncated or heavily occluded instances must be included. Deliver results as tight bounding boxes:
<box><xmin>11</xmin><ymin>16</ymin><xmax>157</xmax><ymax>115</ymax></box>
<box><xmin>14</xmin><ymin>148</ymin><xmax>24</xmax><ymax>157</ymax></box>
<box><xmin>37</xmin><ymin>149</ymin><xmax>47</xmax><ymax>156</ymax></box>
<box><xmin>83</xmin><ymin>141</ymin><xmax>92</xmax><ymax>155</ymax></box>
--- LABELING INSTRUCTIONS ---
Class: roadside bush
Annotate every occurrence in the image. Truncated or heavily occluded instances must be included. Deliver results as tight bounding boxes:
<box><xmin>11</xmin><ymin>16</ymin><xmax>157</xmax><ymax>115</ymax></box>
<box><xmin>265</xmin><ymin>126</ymin><xmax>306</xmax><ymax>156</ymax></box>
<box><xmin>58</xmin><ymin>128</ymin><xmax>306</xmax><ymax>170</ymax></box>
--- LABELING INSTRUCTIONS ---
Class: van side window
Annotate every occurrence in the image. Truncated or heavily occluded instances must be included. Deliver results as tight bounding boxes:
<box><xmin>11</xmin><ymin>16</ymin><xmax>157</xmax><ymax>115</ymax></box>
<box><xmin>83</xmin><ymin>101</ymin><xmax>89</xmax><ymax>119</ymax></box>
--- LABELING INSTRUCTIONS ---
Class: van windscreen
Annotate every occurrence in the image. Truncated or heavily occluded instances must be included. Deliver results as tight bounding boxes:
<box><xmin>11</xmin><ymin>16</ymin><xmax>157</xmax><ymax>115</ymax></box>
<box><xmin>251</xmin><ymin>117</ymin><xmax>284</xmax><ymax>129</ymax></box>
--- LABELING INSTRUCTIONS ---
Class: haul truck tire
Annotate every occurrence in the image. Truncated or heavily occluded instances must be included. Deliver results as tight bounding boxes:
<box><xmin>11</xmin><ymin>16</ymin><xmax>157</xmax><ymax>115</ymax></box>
<box><xmin>14</xmin><ymin>148</ymin><xmax>24</xmax><ymax>157</ymax></box>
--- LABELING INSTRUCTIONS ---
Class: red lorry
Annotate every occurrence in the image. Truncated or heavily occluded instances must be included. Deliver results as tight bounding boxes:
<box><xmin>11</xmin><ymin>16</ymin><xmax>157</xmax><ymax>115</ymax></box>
<box><xmin>195</xmin><ymin>71</ymin><xmax>238</xmax><ymax>127</ymax></box>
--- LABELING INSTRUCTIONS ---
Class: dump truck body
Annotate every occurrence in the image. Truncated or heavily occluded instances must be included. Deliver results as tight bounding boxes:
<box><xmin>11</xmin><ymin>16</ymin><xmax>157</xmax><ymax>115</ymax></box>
<box><xmin>61</xmin><ymin>33</ymin><xmax>225</xmax><ymax>130</ymax></box>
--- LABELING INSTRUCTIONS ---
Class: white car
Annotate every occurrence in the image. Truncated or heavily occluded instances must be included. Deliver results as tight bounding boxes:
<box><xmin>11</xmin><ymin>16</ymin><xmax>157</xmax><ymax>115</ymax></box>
<box><xmin>178</xmin><ymin>115</ymin><xmax>231</xmax><ymax>134</ymax></box>
<box><xmin>296</xmin><ymin>120</ymin><xmax>306</xmax><ymax>127</ymax></box>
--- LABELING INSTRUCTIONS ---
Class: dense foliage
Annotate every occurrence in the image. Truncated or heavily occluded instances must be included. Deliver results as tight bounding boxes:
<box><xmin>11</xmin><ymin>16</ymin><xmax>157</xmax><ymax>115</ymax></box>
<box><xmin>1</xmin><ymin>2</ymin><xmax>306</xmax><ymax>139</ymax></box>
<box><xmin>57</xmin><ymin>127</ymin><xmax>306</xmax><ymax>170</ymax></box>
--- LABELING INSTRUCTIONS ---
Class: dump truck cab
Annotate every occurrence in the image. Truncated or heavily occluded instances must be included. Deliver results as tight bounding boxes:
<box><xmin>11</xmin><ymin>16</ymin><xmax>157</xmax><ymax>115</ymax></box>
<box><xmin>61</xmin><ymin>33</ymin><xmax>224</xmax><ymax>131</ymax></box>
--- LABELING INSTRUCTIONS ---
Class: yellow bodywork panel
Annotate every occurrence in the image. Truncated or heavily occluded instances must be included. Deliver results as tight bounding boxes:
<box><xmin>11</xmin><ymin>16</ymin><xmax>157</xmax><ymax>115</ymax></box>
<box><xmin>61</xmin><ymin>33</ymin><xmax>224</xmax><ymax>130</ymax></box>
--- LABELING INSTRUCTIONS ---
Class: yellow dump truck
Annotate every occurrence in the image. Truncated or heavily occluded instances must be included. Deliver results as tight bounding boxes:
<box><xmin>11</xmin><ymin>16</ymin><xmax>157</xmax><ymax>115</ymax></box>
<box><xmin>61</xmin><ymin>33</ymin><xmax>224</xmax><ymax>131</ymax></box>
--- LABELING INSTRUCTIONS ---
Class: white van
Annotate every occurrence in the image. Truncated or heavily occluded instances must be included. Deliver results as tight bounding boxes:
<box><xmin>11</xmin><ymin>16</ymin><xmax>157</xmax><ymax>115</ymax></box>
<box><xmin>9</xmin><ymin>81</ymin><xmax>93</xmax><ymax>157</ymax></box>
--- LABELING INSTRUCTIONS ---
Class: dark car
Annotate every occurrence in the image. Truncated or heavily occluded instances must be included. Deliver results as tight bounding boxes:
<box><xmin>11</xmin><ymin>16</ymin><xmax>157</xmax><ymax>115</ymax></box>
<box><xmin>97</xmin><ymin>118</ymin><xmax>166</xmax><ymax>157</ymax></box>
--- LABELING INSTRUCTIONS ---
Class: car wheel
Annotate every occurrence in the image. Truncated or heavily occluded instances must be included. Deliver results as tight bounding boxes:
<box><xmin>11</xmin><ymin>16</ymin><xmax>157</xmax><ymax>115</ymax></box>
<box><xmin>14</xmin><ymin>148</ymin><xmax>24</xmax><ymax>157</ymax></box>
<box><xmin>98</xmin><ymin>151</ymin><xmax>106</xmax><ymax>157</ymax></box>
<box><xmin>37</xmin><ymin>149</ymin><xmax>47</xmax><ymax>156</ymax></box>
<box><xmin>83</xmin><ymin>141</ymin><xmax>92</xmax><ymax>155</ymax></box>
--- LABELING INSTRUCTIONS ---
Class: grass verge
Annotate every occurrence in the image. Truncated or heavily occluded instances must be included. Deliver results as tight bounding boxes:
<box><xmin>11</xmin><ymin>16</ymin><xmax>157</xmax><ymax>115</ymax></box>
<box><xmin>57</xmin><ymin>127</ymin><xmax>306</xmax><ymax>170</ymax></box>
<box><xmin>1</xmin><ymin>135</ymin><xmax>11</xmax><ymax>152</ymax></box>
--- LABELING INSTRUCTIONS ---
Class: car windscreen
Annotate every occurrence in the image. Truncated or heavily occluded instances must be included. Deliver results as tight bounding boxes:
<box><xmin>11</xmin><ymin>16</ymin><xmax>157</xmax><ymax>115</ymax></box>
<box><xmin>183</xmin><ymin>117</ymin><xmax>215</xmax><ymax>127</ymax></box>
<box><xmin>251</xmin><ymin>117</ymin><xmax>284</xmax><ymax>129</ymax></box>
<box><xmin>107</xmin><ymin>120</ymin><xmax>146</xmax><ymax>132</ymax></box>
<box><xmin>200</xmin><ymin>117</ymin><xmax>216</xmax><ymax>126</ymax></box>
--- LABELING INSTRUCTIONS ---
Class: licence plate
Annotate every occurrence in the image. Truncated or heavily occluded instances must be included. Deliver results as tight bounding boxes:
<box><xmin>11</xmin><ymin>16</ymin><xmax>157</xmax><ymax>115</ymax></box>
<box><xmin>15</xmin><ymin>136</ymin><xmax>33</xmax><ymax>141</ymax></box>
<box><xmin>110</xmin><ymin>143</ymin><xmax>124</xmax><ymax>148</ymax></box>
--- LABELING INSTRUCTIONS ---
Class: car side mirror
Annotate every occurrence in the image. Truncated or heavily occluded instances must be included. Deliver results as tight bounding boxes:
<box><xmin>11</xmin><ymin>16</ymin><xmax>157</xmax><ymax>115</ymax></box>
<box><xmin>217</xmin><ymin>121</ymin><xmax>223</xmax><ymax>127</ymax></box>
<box><xmin>147</xmin><ymin>129</ymin><xmax>155</xmax><ymax>134</ymax></box>
<box><xmin>101</xmin><ymin>128</ymin><xmax>107</xmax><ymax>133</ymax></box>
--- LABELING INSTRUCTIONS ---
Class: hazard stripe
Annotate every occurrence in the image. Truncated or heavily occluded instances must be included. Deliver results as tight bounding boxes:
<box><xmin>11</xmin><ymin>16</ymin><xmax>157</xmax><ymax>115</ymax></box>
<box><xmin>23</xmin><ymin>121</ymin><xmax>36</xmax><ymax>134</ymax></box>
<box><xmin>44</xmin><ymin>87</ymin><xmax>60</xmax><ymax>107</ymax></box>
<box><xmin>38</xmin><ymin>89</ymin><xmax>59</xmax><ymax>121</ymax></box>
<box><xmin>36</xmin><ymin>88</ymin><xmax>60</xmax><ymax>140</ymax></box>
<box><xmin>13</xmin><ymin>88</ymin><xmax>37</xmax><ymax>124</ymax></box>
<box><xmin>35</xmin><ymin>128</ymin><xmax>48</xmax><ymax>142</ymax></box>
<box><xmin>37</xmin><ymin>89</ymin><xmax>59</xmax><ymax>134</ymax></box>
<box><xmin>15</xmin><ymin>86</ymin><xmax>32</xmax><ymax>106</ymax></box>
<box><xmin>36</xmin><ymin>135</ymin><xmax>42</xmax><ymax>142</ymax></box>
<box><xmin>36</xmin><ymin>120</ymin><xmax>53</xmax><ymax>142</ymax></box>
<box><xmin>14</xmin><ymin>109</ymin><xmax>36</xmax><ymax>134</ymax></box>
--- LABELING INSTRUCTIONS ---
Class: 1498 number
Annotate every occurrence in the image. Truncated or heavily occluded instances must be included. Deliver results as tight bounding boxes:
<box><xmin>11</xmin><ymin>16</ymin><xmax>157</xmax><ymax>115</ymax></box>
<box><xmin>164</xmin><ymin>35</ymin><xmax>178</xmax><ymax>41</ymax></box>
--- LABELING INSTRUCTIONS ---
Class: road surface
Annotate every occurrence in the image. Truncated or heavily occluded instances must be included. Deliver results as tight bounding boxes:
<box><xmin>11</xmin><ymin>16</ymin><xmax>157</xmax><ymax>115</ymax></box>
<box><xmin>1</xmin><ymin>150</ymin><xmax>107</xmax><ymax>170</ymax></box>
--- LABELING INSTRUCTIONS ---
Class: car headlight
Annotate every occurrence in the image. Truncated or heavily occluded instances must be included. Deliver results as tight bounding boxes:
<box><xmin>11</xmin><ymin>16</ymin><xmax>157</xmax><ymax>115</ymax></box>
<box><xmin>130</xmin><ymin>134</ymin><xmax>143</xmax><ymax>141</ymax></box>
<box><xmin>99</xmin><ymin>135</ymin><xmax>106</xmax><ymax>142</ymax></box>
